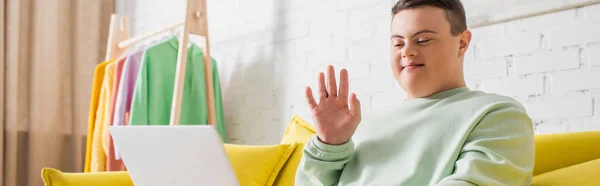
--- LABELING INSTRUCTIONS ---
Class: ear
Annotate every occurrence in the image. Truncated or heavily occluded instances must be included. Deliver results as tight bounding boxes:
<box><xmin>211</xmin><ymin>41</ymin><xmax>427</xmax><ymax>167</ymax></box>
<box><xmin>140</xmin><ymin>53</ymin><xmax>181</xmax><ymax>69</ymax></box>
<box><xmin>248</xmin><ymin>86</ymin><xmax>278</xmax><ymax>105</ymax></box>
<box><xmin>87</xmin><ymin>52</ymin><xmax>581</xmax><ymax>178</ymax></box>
<box><xmin>459</xmin><ymin>29</ymin><xmax>472</xmax><ymax>54</ymax></box>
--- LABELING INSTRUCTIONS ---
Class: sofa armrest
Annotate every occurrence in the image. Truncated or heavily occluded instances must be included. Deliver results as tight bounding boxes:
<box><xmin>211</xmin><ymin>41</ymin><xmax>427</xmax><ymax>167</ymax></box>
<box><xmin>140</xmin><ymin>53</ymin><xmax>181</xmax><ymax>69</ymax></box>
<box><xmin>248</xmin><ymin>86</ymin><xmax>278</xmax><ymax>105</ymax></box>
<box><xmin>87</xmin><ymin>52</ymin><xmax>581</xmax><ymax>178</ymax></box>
<box><xmin>533</xmin><ymin>131</ymin><xmax>600</xmax><ymax>176</ymax></box>
<box><xmin>41</xmin><ymin>168</ymin><xmax>133</xmax><ymax>186</ymax></box>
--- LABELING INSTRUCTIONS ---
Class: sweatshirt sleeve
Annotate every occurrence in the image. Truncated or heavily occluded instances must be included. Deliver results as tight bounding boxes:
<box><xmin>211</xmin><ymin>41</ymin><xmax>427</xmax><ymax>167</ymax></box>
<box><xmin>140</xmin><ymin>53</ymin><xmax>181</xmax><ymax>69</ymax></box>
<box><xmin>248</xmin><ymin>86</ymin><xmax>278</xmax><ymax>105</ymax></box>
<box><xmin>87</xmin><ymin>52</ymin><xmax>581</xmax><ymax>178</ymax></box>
<box><xmin>295</xmin><ymin>136</ymin><xmax>355</xmax><ymax>186</ymax></box>
<box><xmin>435</xmin><ymin>103</ymin><xmax>535</xmax><ymax>186</ymax></box>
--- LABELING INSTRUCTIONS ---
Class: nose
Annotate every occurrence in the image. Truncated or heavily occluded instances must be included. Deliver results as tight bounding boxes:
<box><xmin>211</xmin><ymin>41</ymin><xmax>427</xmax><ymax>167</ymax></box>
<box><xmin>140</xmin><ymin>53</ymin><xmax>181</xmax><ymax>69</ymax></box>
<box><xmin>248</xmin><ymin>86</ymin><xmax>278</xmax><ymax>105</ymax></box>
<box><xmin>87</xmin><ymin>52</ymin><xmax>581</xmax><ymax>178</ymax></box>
<box><xmin>401</xmin><ymin>43</ymin><xmax>417</xmax><ymax>58</ymax></box>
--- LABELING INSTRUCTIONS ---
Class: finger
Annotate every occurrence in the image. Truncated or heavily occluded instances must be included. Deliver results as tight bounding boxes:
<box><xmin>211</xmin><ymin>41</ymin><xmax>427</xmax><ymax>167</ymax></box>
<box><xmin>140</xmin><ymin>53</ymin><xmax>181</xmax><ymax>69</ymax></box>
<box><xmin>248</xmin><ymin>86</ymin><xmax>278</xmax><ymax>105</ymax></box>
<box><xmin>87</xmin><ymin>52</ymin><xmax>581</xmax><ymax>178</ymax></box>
<box><xmin>349</xmin><ymin>93</ymin><xmax>361</xmax><ymax>118</ymax></box>
<box><xmin>305</xmin><ymin>86</ymin><xmax>318</xmax><ymax>110</ymax></box>
<box><xmin>327</xmin><ymin>65</ymin><xmax>338</xmax><ymax>97</ymax></box>
<box><xmin>338</xmin><ymin>69</ymin><xmax>349</xmax><ymax>99</ymax></box>
<box><xmin>318</xmin><ymin>72</ymin><xmax>327</xmax><ymax>101</ymax></box>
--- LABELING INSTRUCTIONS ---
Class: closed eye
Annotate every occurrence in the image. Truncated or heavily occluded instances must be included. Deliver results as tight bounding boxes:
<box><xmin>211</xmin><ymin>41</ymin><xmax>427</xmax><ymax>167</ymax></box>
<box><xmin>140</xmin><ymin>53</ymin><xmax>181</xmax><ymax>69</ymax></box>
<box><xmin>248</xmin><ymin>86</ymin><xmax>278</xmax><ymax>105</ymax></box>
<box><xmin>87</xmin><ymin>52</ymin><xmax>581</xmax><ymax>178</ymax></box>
<box><xmin>417</xmin><ymin>39</ymin><xmax>431</xmax><ymax>44</ymax></box>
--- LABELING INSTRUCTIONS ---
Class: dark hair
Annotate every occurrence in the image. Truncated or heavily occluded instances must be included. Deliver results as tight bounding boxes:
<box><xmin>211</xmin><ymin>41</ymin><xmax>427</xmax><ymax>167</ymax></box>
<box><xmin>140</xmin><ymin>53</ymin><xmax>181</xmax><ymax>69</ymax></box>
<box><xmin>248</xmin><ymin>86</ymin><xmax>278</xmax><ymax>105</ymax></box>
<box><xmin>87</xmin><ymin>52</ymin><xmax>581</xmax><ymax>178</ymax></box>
<box><xmin>391</xmin><ymin>0</ymin><xmax>467</xmax><ymax>36</ymax></box>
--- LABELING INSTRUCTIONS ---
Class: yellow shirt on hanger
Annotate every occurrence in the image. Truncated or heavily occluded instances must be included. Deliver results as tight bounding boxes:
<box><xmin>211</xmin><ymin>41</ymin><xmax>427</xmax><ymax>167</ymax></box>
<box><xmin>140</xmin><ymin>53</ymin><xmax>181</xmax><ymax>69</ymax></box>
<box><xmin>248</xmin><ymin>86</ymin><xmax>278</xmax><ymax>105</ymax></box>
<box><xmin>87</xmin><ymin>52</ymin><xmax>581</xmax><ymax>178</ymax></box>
<box><xmin>84</xmin><ymin>60</ymin><xmax>113</xmax><ymax>172</ymax></box>
<box><xmin>91</xmin><ymin>61</ymin><xmax>117</xmax><ymax>172</ymax></box>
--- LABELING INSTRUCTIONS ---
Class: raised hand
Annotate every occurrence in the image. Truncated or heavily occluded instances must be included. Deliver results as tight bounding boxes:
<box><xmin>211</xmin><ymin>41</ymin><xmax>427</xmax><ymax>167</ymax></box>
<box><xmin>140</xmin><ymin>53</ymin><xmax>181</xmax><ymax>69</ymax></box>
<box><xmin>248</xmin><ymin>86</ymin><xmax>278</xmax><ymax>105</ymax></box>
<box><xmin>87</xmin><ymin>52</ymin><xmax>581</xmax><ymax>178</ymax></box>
<box><xmin>306</xmin><ymin>65</ymin><xmax>362</xmax><ymax>145</ymax></box>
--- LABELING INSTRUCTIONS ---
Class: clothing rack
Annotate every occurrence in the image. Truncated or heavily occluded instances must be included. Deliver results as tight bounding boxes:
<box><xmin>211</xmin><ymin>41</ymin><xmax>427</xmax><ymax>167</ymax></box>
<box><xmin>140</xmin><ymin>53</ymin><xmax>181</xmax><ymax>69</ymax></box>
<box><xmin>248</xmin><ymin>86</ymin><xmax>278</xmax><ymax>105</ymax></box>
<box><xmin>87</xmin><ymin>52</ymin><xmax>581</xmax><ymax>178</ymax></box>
<box><xmin>104</xmin><ymin>0</ymin><xmax>216</xmax><ymax>126</ymax></box>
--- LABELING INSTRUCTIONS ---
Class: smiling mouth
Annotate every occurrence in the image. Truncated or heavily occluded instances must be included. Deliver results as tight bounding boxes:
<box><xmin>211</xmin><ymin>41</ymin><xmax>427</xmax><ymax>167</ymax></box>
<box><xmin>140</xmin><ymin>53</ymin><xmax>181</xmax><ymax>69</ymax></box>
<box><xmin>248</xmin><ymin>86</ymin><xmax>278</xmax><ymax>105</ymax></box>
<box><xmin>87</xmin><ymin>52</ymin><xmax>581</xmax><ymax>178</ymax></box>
<box><xmin>402</xmin><ymin>64</ymin><xmax>425</xmax><ymax>70</ymax></box>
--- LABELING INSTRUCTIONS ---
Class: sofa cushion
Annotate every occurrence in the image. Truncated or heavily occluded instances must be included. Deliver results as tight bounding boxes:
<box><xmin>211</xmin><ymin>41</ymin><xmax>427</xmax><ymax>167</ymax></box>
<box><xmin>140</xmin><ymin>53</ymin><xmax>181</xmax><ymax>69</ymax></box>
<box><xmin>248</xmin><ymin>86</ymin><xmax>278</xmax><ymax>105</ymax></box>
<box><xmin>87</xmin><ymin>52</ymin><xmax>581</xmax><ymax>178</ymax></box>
<box><xmin>41</xmin><ymin>168</ymin><xmax>133</xmax><ymax>186</ymax></box>
<box><xmin>532</xmin><ymin>157</ymin><xmax>600</xmax><ymax>186</ymax></box>
<box><xmin>280</xmin><ymin>115</ymin><xmax>316</xmax><ymax>144</ymax></box>
<box><xmin>533</xmin><ymin>131</ymin><xmax>600</xmax><ymax>176</ymax></box>
<box><xmin>224</xmin><ymin>142</ymin><xmax>297</xmax><ymax>186</ymax></box>
<box><xmin>42</xmin><ymin>142</ymin><xmax>297</xmax><ymax>186</ymax></box>
<box><xmin>275</xmin><ymin>115</ymin><xmax>317</xmax><ymax>185</ymax></box>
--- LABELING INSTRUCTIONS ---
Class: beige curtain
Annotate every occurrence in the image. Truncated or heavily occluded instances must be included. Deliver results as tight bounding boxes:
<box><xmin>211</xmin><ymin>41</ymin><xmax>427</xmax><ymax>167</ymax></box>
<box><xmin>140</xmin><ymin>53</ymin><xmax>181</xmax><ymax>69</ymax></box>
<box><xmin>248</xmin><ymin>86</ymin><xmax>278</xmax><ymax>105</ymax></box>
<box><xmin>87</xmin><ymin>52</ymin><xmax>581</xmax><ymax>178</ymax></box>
<box><xmin>3</xmin><ymin>0</ymin><xmax>114</xmax><ymax>185</ymax></box>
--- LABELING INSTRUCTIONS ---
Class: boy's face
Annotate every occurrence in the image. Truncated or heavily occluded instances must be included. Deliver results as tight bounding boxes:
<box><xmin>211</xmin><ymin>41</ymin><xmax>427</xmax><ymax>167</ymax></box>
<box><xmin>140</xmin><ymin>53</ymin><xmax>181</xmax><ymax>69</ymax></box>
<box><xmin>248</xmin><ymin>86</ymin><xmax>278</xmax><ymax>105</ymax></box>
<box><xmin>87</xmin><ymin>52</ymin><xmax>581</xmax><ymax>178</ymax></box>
<box><xmin>390</xmin><ymin>5</ymin><xmax>470</xmax><ymax>98</ymax></box>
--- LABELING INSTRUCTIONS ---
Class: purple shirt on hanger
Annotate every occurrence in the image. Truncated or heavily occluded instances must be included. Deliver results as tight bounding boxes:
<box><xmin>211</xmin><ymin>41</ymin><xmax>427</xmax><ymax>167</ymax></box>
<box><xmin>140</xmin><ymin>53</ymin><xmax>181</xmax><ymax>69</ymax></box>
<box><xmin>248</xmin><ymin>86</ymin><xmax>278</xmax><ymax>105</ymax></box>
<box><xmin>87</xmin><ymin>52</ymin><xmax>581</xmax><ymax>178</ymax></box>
<box><xmin>112</xmin><ymin>49</ymin><xmax>143</xmax><ymax>159</ymax></box>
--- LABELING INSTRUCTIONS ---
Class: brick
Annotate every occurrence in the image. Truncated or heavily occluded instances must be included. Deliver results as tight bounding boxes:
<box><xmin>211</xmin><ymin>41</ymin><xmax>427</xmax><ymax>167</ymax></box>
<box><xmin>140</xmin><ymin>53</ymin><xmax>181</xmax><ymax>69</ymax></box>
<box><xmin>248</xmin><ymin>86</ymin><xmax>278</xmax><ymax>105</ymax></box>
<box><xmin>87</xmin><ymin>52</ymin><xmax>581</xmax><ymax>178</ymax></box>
<box><xmin>243</xmin><ymin>91</ymin><xmax>277</xmax><ymax>109</ymax></box>
<box><xmin>346</xmin><ymin>34</ymin><xmax>389</xmax><ymax>61</ymax></box>
<box><xmin>352</xmin><ymin>76</ymin><xmax>389</xmax><ymax>96</ymax></box>
<box><xmin>337</xmin><ymin>61</ymin><xmax>372</xmax><ymax>80</ymax></box>
<box><xmin>374</xmin><ymin>17</ymin><xmax>392</xmax><ymax>35</ymax></box>
<box><xmin>223</xmin><ymin>92</ymin><xmax>244</xmax><ymax>112</ymax></box>
<box><xmin>297</xmin><ymin>34</ymin><xmax>333</xmax><ymax>51</ymax></box>
<box><xmin>289</xmin><ymin>67</ymin><xmax>315</xmax><ymax>90</ymax></box>
<box><xmin>590</xmin><ymin>45</ymin><xmax>600</xmax><ymax>67</ymax></box>
<box><xmin>212</xmin><ymin>28</ymin><xmax>275</xmax><ymax>47</ymax></box>
<box><xmin>284</xmin><ymin>0</ymin><xmax>338</xmax><ymax>24</ymax></box>
<box><xmin>479</xmin><ymin>74</ymin><xmax>544</xmax><ymax>96</ymax></box>
<box><xmin>371</xmin><ymin>62</ymin><xmax>395</xmax><ymax>79</ymax></box>
<box><xmin>552</xmin><ymin>67</ymin><xmax>600</xmax><ymax>92</ymax></box>
<box><xmin>596</xmin><ymin>97</ymin><xmax>600</xmax><ymax>116</ymax></box>
<box><xmin>476</xmin><ymin>32</ymin><xmax>542</xmax><ymax>60</ymax></box>
<box><xmin>548</xmin><ymin>21</ymin><xmax>600</xmax><ymax>48</ymax></box>
<box><xmin>523</xmin><ymin>95</ymin><xmax>593</xmax><ymax>120</ymax></box>
<box><xmin>244</xmin><ymin>63</ymin><xmax>274</xmax><ymax>80</ymax></box>
<box><xmin>288</xmin><ymin>87</ymin><xmax>310</xmax><ymax>112</ymax></box>
<box><xmin>506</xmin><ymin>9</ymin><xmax>576</xmax><ymax>32</ymax></box>
<box><xmin>465</xmin><ymin>78</ymin><xmax>480</xmax><ymax>91</ymax></box>
<box><xmin>323</xmin><ymin>44</ymin><xmax>348</xmax><ymax>64</ymax></box>
<box><xmin>563</xmin><ymin>116</ymin><xmax>600</xmax><ymax>133</ymax></box>
<box><xmin>240</xmin><ymin>64</ymin><xmax>279</xmax><ymax>93</ymax></box>
<box><xmin>336</xmin><ymin>0</ymin><xmax>389</xmax><ymax>11</ymax></box>
<box><xmin>470</xmin><ymin>23</ymin><xmax>506</xmax><ymax>43</ymax></box>
<box><xmin>513</xmin><ymin>48</ymin><xmax>580</xmax><ymax>75</ymax></box>
<box><xmin>591</xmin><ymin>90</ymin><xmax>600</xmax><ymax>116</ymax></box>
<box><xmin>534</xmin><ymin>120</ymin><xmax>568</xmax><ymax>134</ymax></box>
<box><xmin>309</xmin><ymin>12</ymin><xmax>347</xmax><ymax>34</ymax></box>
<box><xmin>239</xmin><ymin>0</ymin><xmax>292</xmax><ymax>18</ymax></box>
<box><xmin>258</xmin><ymin>108</ymin><xmax>285</xmax><ymax>130</ymax></box>
<box><xmin>207</xmin><ymin>0</ymin><xmax>240</xmax><ymax>15</ymax></box>
<box><xmin>332</xmin><ymin>24</ymin><xmax>377</xmax><ymax>49</ymax></box>
<box><xmin>274</xmin><ymin>61</ymin><xmax>307</xmax><ymax>81</ymax></box>
<box><xmin>273</xmin><ymin>40</ymin><xmax>303</xmax><ymax>61</ymax></box>
<box><xmin>275</xmin><ymin>21</ymin><xmax>311</xmax><ymax>42</ymax></box>
<box><xmin>290</xmin><ymin>0</ymin><xmax>320</xmax><ymax>8</ymax></box>
<box><xmin>464</xmin><ymin>46</ymin><xmax>476</xmax><ymax>62</ymax></box>
<box><xmin>241</xmin><ymin>77</ymin><xmax>279</xmax><ymax>95</ymax></box>
<box><xmin>582</xmin><ymin>3</ymin><xmax>600</xmax><ymax>22</ymax></box>
<box><xmin>464</xmin><ymin>58</ymin><xmax>507</xmax><ymax>79</ymax></box>
<box><xmin>366</xmin><ymin>62</ymin><xmax>399</xmax><ymax>90</ymax></box>
<box><xmin>347</xmin><ymin>2</ymin><xmax>392</xmax><ymax>25</ymax></box>
<box><xmin>308</xmin><ymin>62</ymin><xmax>370</xmax><ymax>88</ymax></box>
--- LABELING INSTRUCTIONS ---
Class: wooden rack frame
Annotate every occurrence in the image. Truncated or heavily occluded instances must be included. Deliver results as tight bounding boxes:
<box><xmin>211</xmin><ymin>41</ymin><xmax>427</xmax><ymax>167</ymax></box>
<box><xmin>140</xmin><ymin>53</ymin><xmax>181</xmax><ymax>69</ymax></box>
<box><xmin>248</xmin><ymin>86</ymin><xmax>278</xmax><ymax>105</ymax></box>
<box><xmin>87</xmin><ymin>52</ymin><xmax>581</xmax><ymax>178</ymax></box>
<box><xmin>104</xmin><ymin>0</ymin><xmax>216</xmax><ymax>126</ymax></box>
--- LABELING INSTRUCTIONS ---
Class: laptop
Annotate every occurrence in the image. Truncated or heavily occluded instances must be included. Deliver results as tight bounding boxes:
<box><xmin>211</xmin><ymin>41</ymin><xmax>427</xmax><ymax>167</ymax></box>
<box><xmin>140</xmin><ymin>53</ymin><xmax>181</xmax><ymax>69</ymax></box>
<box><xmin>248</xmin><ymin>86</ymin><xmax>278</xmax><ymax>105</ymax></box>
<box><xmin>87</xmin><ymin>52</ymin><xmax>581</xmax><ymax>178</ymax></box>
<box><xmin>110</xmin><ymin>125</ymin><xmax>240</xmax><ymax>186</ymax></box>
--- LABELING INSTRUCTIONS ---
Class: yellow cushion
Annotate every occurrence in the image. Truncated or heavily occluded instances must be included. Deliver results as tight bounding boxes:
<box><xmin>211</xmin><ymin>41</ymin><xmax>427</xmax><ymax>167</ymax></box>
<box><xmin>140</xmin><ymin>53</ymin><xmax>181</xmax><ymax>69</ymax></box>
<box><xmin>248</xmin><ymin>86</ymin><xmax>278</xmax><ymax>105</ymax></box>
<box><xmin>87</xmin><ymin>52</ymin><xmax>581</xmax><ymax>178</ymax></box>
<box><xmin>41</xmin><ymin>168</ymin><xmax>133</xmax><ymax>186</ymax></box>
<box><xmin>275</xmin><ymin>115</ymin><xmax>317</xmax><ymax>185</ymax></box>
<box><xmin>532</xmin><ymin>158</ymin><xmax>600</xmax><ymax>186</ymax></box>
<box><xmin>42</xmin><ymin>143</ymin><xmax>297</xmax><ymax>186</ymax></box>
<box><xmin>533</xmin><ymin>131</ymin><xmax>600</xmax><ymax>176</ymax></box>
<box><xmin>224</xmin><ymin>142</ymin><xmax>298</xmax><ymax>186</ymax></box>
<box><xmin>280</xmin><ymin>115</ymin><xmax>316</xmax><ymax>144</ymax></box>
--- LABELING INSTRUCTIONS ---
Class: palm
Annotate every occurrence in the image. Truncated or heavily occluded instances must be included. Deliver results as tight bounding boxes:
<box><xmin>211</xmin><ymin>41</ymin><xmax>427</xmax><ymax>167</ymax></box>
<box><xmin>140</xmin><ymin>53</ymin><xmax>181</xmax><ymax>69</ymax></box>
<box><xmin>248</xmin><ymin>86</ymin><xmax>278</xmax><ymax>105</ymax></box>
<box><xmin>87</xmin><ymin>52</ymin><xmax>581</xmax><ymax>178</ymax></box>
<box><xmin>306</xmin><ymin>65</ymin><xmax>361</xmax><ymax>145</ymax></box>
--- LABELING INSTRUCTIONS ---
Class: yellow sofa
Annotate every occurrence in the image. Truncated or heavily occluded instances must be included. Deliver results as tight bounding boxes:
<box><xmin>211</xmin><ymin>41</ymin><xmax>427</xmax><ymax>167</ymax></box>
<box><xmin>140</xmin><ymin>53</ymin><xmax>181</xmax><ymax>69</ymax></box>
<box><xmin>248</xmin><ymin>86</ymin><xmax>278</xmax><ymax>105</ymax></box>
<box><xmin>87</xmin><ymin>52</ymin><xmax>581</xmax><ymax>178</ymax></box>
<box><xmin>42</xmin><ymin>115</ymin><xmax>600</xmax><ymax>186</ymax></box>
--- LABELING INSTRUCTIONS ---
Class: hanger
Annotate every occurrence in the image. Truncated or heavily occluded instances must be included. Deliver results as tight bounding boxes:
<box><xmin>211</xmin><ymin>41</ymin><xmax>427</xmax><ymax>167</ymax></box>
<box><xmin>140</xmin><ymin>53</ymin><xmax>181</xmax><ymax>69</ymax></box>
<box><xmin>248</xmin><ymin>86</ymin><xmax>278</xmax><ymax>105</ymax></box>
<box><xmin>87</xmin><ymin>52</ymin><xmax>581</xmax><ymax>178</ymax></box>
<box><xmin>106</xmin><ymin>0</ymin><xmax>216</xmax><ymax>126</ymax></box>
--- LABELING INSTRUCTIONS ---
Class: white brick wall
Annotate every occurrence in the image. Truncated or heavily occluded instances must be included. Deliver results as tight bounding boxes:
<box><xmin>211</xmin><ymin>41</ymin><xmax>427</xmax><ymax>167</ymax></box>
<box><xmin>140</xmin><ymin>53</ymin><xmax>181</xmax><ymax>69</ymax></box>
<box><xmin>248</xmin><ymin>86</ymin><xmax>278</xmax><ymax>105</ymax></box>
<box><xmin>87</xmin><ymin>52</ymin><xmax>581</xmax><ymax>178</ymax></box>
<box><xmin>512</xmin><ymin>48</ymin><xmax>580</xmax><ymax>75</ymax></box>
<box><xmin>547</xmin><ymin>21</ymin><xmax>600</xmax><ymax>49</ymax></box>
<box><xmin>552</xmin><ymin>67</ymin><xmax>600</xmax><ymax>92</ymax></box>
<box><xmin>467</xmin><ymin>4</ymin><xmax>600</xmax><ymax>135</ymax></box>
<box><xmin>479</xmin><ymin>74</ymin><xmax>545</xmax><ymax>97</ymax></box>
<box><xmin>119</xmin><ymin>0</ymin><xmax>600</xmax><ymax>144</ymax></box>
<box><xmin>476</xmin><ymin>31</ymin><xmax>542</xmax><ymax>60</ymax></box>
<box><xmin>590</xmin><ymin>45</ymin><xmax>600</xmax><ymax>67</ymax></box>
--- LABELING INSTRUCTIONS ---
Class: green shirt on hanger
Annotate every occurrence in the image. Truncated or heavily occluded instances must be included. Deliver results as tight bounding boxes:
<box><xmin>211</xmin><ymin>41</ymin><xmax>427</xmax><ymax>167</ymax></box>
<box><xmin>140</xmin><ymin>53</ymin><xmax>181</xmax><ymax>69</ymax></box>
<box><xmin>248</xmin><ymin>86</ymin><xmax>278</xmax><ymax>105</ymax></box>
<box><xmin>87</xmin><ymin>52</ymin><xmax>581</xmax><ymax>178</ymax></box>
<box><xmin>129</xmin><ymin>36</ymin><xmax>226</xmax><ymax>141</ymax></box>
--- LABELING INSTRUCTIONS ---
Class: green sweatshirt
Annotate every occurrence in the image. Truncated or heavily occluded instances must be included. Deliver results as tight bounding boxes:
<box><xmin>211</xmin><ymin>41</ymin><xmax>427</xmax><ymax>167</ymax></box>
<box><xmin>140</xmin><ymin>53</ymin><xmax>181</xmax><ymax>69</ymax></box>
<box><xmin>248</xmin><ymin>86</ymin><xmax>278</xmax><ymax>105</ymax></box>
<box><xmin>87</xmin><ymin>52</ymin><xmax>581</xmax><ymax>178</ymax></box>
<box><xmin>129</xmin><ymin>37</ymin><xmax>226</xmax><ymax>141</ymax></box>
<box><xmin>296</xmin><ymin>87</ymin><xmax>534</xmax><ymax>186</ymax></box>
